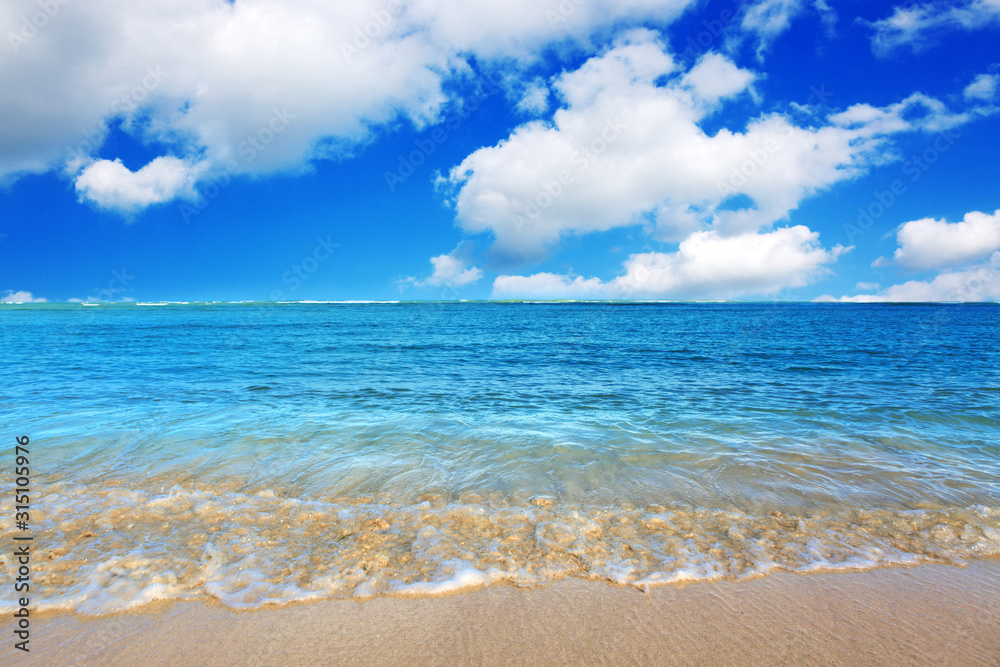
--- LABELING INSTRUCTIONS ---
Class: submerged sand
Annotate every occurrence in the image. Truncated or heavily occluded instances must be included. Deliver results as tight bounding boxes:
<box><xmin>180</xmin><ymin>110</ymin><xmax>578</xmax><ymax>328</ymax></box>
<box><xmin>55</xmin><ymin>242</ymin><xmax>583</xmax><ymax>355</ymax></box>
<box><xmin>20</xmin><ymin>561</ymin><xmax>1000</xmax><ymax>666</ymax></box>
<box><xmin>12</xmin><ymin>480</ymin><xmax>1000</xmax><ymax>612</ymax></box>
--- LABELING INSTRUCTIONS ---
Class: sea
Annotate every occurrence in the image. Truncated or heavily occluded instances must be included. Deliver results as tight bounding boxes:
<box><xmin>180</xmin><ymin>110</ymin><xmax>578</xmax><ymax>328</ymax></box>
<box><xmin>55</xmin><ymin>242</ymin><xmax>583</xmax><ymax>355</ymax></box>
<box><xmin>1</xmin><ymin>301</ymin><xmax>999</xmax><ymax>614</ymax></box>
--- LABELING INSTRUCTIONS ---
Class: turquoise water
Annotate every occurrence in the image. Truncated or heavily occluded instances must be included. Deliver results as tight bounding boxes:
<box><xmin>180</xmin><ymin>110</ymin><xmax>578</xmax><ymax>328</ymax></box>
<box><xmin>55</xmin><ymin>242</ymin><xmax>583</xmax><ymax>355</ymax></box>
<box><xmin>2</xmin><ymin>302</ymin><xmax>999</xmax><ymax>612</ymax></box>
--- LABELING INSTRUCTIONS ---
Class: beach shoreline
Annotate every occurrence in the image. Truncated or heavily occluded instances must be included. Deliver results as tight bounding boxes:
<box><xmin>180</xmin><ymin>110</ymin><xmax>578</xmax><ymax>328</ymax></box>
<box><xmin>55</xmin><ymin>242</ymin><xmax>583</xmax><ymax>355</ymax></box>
<box><xmin>23</xmin><ymin>560</ymin><xmax>1000</xmax><ymax>666</ymax></box>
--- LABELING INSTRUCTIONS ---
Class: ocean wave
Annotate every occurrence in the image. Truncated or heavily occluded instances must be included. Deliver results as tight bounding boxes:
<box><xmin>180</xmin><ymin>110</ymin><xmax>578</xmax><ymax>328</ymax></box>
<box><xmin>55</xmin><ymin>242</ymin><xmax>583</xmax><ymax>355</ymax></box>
<box><xmin>2</xmin><ymin>482</ymin><xmax>998</xmax><ymax>615</ymax></box>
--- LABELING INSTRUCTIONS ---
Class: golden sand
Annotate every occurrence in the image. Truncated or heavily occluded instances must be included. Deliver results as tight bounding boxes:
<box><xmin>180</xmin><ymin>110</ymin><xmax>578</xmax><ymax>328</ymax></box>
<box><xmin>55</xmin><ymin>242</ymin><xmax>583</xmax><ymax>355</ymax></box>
<box><xmin>18</xmin><ymin>561</ymin><xmax>1000</xmax><ymax>666</ymax></box>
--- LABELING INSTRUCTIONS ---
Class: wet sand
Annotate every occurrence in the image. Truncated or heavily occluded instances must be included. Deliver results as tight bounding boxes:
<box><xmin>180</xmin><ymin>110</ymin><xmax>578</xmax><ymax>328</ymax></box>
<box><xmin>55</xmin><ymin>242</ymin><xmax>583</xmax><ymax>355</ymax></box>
<box><xmin>21</xmin><ymin>561</ymin><xmax>1000</xmax><ymax>666</ymax></box>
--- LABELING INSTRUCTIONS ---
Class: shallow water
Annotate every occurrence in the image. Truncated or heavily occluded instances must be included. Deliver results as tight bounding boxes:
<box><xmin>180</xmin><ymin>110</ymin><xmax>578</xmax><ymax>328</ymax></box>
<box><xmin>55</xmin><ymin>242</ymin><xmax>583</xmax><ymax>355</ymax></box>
<box><xmin>2</xmin><ymin>302</ymin><xmax>999</xmax><ymax>613</ymax></box>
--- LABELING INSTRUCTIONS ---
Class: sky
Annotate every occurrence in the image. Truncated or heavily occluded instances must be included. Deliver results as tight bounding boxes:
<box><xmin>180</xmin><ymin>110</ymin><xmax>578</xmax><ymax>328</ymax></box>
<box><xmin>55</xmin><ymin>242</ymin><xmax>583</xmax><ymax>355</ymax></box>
<box><xmin>1</xmin><ymin>0</ymin><xmax>999</xmax><ymax>303</ymax></box>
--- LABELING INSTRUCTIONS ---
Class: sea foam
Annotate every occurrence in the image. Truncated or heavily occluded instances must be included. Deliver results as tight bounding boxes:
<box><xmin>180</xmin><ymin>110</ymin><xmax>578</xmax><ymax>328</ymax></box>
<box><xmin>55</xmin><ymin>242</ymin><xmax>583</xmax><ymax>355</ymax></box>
<box><xmin>2</xmin><ymin>481</ymin><xmax>999</xmax><ymax>615</ymax></box>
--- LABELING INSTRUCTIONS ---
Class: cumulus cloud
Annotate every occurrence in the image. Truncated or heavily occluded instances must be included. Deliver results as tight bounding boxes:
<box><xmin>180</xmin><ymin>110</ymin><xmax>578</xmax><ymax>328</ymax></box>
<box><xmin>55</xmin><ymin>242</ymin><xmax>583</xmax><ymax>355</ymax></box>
<box><xmin>965</xmin><ymin>73</ymin><xmax>999</xmax><ymax>101</ymax></box>
<box><xmin>445</xmin><ymin>30</ymin><xmax>987</xmax><ymax>262</ymax></box>
<box><xmin>821</xmin><ymin>208</ymin><xmax>1000</xmax><ymax>302</ymax></box>
<box><xmin>886</xmin><ymin>209</ymin><xmax>1000</xmax><ymax>271</ymax></box>
<box><xmin>399</xmin><ymin>242</ymin><xmax>482</xmax><ymax>290</ymax></box>
<box><xmin>424</xmin><ymin>253</ymin><xmax>482</xmax><ymax>287</ymax></box>
<box><xmin>74</xmin><ymin>157</ymin><xmax>206</xmax><ymax>213</ymax></box>
<box><xmin>1</xmin><ymin>290</ymin><xmax>46</xmax><ymax>303</ymax></box>
<box><xmin>493</xmin><ymin>226</ymin><xmax>848</xmax><ymax>299</ymax></box>
<box><xmin>679</xmin><ymin>52</ymin><xmax>756</xmax><ymax>102</ymax></box>
<box><xmin>0</xmin><ymin>0</ymin><xmax>698</xmax><ymax>198</ymax></box>
<box><xmin>818</xmin><ymin>253</ymin><xmax>1000</xmax><ymax>302</ymax></box>
<box><xmin>867</xmin><ymin>0</ymin><xmax>1000</xmax><ymax>55</ymax></box>
<box><xmin>2</xmin><ymin>0</ymin><xmax>992</xmax><ymax>228</ymax></box>
<box><xmin>516</xmin><ymin>80</ymin><xmax>551</xmax><ymax>115</ymax></box>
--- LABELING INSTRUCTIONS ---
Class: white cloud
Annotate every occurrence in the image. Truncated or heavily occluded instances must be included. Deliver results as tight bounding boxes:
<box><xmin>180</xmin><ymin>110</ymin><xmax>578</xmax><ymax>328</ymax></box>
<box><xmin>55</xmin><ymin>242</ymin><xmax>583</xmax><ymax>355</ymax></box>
<box><xmin>400</xmin><ymin>242</ymin><xmax>482</xmax><ymax>289</ymax></box>
<box><xmin>424</xmin><ymin>253</ymin><xmax>482</xmax><ymax>287</ymax></box>
<box><xmin>828</xmin><ymin>92</ymin><xmax>975</xmax><ymax>136</ymax></box>
<box><xmin>821</xmin><ymin>208</ymin><xmax>1000</xmax><ymax>302</ymax></box>
<box><xmin>516</xmin><ymin>80</ymin><xmax>550</xmax><ymax>115</ymax></box>
<box><xmin>889</xmin><ymin>209</ymin><xmax>1000</xmax><ymax>271</ymax></box>
<box><xmin>965</xmin><ymin>73</ymin><xmax>999</xmax><ymax>101</ymax></box>
<box><xmin>74</xmin><ymin>157</ymin><xmax>206</xmax><ymax>213</ymax></box>
<box><xmin>733</xmin><ymin>0</ymin><xmax>835</xmax><ymax>56</ymax></box>
<box><xmin>493</xmin><ymin>272</ymin><xmax>605</xmax><ymax>299</ymax></box>
<box><xmin>679</xmin><ymin>52</ymin><xmax>756</xmax><ymax>103</ymax></box>
<box><xmin>493</xmin><ymin>226</ymin><xmax>848</xmax><ymax>299</ymax></box>
<box><xmin>814</xmin><ymin>0</ymin><xmax>838</xmax><ymax>35</ymax></box>
<box><xmin>855</xmin><ymin>282</ymin><xmax>881</xmax><ymax>292</ymax></box>
<box><xmin>868</xmin><ymin>0</ymin><xmax>1000</xmax><ymax>55</ymax></box>
<box><xmin>819</xmin><ymin>252</ymin><xmax>1000</xmax><ymax>302</ymax></box>
<box><xmin>738</xmin><ymin>0</ymin><xmax>806</xmax><ymax>55</ymax></box>
<box><xmin>742</xmin><ymin>0</ymin><xmax>805</xmax><ymax>37</ymax></box>
<box><xmin>445</xmin><ymin>30</ymin><xmax>987</xmax><ymax>261</ymax></box>
<box><xmin>404</xmin><ymin>0</ymin><xmax>694</xmax><ymax>58</ymax></box>
<box><xmin>1</xmin><ymin>290</ymin><xmax>46</xmax><ymax>303</ymax></box>
<box><xmin>0</xmin><ymin>0</ymin><xmax>698</xmax><ymax>200</ymax></box>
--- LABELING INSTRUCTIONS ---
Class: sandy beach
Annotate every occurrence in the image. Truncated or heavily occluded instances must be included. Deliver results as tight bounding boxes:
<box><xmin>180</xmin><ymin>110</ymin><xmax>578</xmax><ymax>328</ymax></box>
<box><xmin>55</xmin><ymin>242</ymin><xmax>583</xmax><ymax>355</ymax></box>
<box><xmin>6</xmin><ymin>0</ymin><xmax>1000</xmax><ymax>660</ymax></box>
<box><xmin>20</xmin><ymin>561</ymin><xmax>1000</xmax><ymax>666</ymax></box>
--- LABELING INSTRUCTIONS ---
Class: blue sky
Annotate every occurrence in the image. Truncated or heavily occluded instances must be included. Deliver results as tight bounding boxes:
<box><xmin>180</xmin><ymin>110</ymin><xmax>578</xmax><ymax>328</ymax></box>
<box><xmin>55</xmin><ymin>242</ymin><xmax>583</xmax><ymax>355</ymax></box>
<box><xmin>1</xmin><ymin>0</ymin><xmax>999</xmax><ymax>303</ymax></box>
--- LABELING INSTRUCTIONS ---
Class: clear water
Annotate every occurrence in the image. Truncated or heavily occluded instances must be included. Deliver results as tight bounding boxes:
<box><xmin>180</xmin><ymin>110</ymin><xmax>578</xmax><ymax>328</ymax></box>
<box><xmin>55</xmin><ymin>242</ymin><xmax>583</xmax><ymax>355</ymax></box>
<box><xmin>2</xmin><ymin>302</ymin><xmax>999</xmax><ymax>613</ymax></box>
